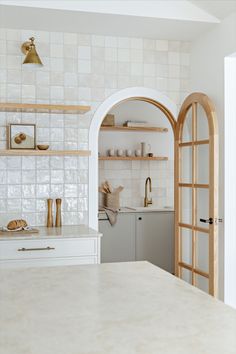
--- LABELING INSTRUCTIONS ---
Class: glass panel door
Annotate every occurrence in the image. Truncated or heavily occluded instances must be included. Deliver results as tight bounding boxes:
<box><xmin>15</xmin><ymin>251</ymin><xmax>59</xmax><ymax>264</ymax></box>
<box><xmin>175</xmin><ymin>93</ymin><xmax>218</xmax><ymax>296</ymax></box>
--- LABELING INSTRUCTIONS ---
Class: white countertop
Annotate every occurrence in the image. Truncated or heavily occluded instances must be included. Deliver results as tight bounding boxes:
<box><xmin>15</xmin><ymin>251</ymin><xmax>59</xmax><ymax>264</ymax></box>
<box><xmin>0</xmin><ymin>225</ymin><xmax>102</xmax><ymax>241</ymax></box>
<box><xmin>99</xmin><ymin>206</ymin><xmax>174</xmax><ymax>215</ymax></box>
<box><xmin>0</xmin><ymin>261</ymin><xmax>236</xmax><ymax>354</ymax></box>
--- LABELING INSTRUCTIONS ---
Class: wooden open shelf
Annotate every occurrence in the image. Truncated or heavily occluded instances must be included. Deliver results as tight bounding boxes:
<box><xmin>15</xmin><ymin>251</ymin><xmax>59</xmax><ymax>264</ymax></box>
<box><xmin>0</xmin><ymin>150</ymin><xmax>91</xmax><ymax>156</ymax></box>
<box><xmin>0</xmin><ymin>102</ymin><xmax>90</xmax><ymax>114</ymax></box>
<box><xmin>100</xmin><ymin>126</ymin><xmax>168</xmax><ymax>132</ymax></box>
<box><xmin>99</xmin><ymin>156</ymin><xmax>168</xmax><ymax>161</ymax></box>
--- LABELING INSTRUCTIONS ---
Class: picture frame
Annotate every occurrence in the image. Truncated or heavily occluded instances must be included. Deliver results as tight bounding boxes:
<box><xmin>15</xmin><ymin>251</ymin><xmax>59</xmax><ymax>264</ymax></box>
<box><xmin>9</xmin><ymin>124</ymin><xmax>36</xmax><ymax>150</ymax></box>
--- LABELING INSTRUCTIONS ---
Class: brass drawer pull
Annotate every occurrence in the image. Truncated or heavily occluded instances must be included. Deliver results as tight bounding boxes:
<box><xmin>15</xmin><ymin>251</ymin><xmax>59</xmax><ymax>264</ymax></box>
<box><xmin>18</xmin><ymin>246</ymin><xmax>55</xmax><ymax>252</ymax></box>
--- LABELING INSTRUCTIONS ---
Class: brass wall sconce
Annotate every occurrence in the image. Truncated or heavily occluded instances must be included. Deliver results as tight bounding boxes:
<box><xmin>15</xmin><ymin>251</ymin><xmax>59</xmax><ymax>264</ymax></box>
<box><xmin>21</xmin><ymin>37</ymin><xmax>43</xmax><ymax>67</ymax></box>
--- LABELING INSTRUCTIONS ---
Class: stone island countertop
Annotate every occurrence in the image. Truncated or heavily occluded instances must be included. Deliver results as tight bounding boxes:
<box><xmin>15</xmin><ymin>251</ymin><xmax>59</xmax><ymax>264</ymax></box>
<box><xmin>0</xmin><ymin>261</ymin><xmax>236</xmax><ymax>354</ymax></box>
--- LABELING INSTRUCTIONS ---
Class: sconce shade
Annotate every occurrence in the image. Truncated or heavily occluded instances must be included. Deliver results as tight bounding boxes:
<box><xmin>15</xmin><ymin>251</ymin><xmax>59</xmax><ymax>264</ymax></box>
<box><xmin>21</xmin><ymin>37</ymin><xmax>43</xmax><ymax>67</ymax></box>
<box><xmin>23</xmin><ymin>46</ymin><xmax>43</xmax><ymax>66</ymax></box>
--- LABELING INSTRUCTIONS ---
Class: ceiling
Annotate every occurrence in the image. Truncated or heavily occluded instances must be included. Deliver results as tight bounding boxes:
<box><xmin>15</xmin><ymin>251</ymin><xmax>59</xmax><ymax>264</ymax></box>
<box><xmin>0</xmin><ymin>0</ymin><xmax>235</xmax><ymax>41</ymax></box>
<box><xmin>190</xmin><ymin>0</ymin><xmax>236</xmax><ymax>20</ymax></box>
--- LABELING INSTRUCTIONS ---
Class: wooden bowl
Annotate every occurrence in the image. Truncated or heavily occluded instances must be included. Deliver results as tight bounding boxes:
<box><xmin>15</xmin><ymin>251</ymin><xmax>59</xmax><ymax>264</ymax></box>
<box><xmin>37</xmin><ymin>144</ymin><xmax>49</xmax><ymax>150</ymax></box>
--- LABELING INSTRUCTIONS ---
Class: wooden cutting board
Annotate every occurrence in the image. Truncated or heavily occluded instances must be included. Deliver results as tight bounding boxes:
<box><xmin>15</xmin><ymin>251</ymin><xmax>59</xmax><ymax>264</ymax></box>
<box><xmin>0</xmin><ymin>228</ymin><xmax>39</xmax><ymax>236</ymax></box>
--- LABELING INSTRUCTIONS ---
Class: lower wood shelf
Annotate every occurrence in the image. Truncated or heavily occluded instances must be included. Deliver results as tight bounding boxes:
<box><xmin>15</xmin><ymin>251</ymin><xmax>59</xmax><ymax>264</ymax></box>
<box><xmin>99</xmin><ymin>156</ymin><xmax>168</xmax><ymax>161</ymax></box>
<box><xmin>100</xmin><ymin>126</ymin><xmax>168</xmax><ymax>132</ymax></box>
<box><xmin>0</xmin><ymin>150</ymin><xmax>91</xmax><ymax>156</ymax></box>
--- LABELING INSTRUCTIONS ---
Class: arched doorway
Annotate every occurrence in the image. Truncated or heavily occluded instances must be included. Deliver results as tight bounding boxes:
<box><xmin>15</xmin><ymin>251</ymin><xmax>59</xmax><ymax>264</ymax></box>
<box><xmin>88</xmin><ymin>87</ymin><xmax>177</xmax><ymax>230</ymax></box>
<box><xmin>88</xmin><ymin>87</ymin><xmax>218</xmax><ymax>296</ymax></box>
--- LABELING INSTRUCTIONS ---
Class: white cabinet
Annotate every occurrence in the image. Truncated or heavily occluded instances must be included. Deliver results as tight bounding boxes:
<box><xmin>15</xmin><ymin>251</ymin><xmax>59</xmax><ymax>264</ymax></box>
<box><xmin>99</xmin><ymin>211</ymin><xmax>174</xmax><ymax>273</ymax></box>
<box><xmin>135</xmin><ymin>212</ymin><xmax>174</xmax><ymax>273</ymax></box>
<box><xmin>0</xmin><ymin>226</ymin><xmax>101</xmax><ymax>268</ymax></box>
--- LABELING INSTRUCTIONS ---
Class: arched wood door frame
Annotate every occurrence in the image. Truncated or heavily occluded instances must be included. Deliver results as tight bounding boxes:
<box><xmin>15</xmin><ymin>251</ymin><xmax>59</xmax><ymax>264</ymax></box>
<box><xmin>175</xmin><ymin>93</ymin><xmax>218</xmax><ymax>296</ymax></box>
<box><xmin>131</xmin><ymin>97</ymin><xmax>176</xmax><ymax>132</ymax></box>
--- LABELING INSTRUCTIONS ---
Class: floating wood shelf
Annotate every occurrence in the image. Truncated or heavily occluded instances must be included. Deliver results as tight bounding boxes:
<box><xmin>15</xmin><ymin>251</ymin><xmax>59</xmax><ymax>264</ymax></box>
<box><xmin>99</xmin><ymin>156</ymin><xmax>168</xmax><ymax>161</ymax></box>
<box><xmin>0</xmin><ymin>150</ymin><xmax>91</xmax><ymax>156</ymax></box>
<box><xmin>100</xmin><ymin>126</ymin><xmax>168</xmax><ymax>132</ymax></box>
<box><xmin>0</xmin><ymin>102</ymin><xmax>90</xmax><ymax>114</ymax></box>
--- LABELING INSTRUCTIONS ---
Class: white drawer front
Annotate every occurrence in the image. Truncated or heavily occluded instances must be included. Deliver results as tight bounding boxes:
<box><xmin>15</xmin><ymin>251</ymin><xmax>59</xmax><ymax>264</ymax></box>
<box><xmin>0</xmin><ymin>238</ymin><xmax>98</xmax><ymax>260</ymax></box>
<box><xmin>0</xmin><ymin>256</ymin><xmax>98</xmax><ymax>268</ymax></box>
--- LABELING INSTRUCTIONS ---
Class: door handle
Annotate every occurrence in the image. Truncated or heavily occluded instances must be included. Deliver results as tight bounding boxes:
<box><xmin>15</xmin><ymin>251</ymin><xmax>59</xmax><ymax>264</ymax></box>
<box><xmin>138</xmin><ymin>217</ymin><xmax>142</xmax><ymax>220</ymax></box>
<box><xmin>200</xmin><ymin>218</ymin><xmax>213</xmax><ymax>225</ymax></box>
<box><xmin>18</xmin><ymin>246</ymin><xmax>55</xmax><ymax>252</ymax></box>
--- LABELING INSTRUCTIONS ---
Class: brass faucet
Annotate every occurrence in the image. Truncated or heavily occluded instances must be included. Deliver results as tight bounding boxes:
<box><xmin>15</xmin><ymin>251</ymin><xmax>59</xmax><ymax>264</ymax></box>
<box><xmin>144</xmin><ymin>177</ymin><xmax>152</xmax><ymax>207</ymax></box>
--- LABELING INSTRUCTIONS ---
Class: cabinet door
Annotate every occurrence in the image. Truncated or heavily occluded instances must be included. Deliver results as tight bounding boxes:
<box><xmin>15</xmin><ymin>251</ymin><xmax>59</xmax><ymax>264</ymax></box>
<box><xmin>99</xmin><ymin>213</ymin><xmax>135</xmax><ymax>263</ymax></box>
<box><xmin>136</xmin><ymin>212</ymin><xmax>174</xmax><ymax>273</ymax></box>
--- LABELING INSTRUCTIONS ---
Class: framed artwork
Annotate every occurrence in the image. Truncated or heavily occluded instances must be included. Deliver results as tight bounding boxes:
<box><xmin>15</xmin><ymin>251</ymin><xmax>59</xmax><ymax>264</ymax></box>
<box><xmin>9</xmin><ymin>124</ymin><xmax>36</xmax><ymax>150</ymax></box>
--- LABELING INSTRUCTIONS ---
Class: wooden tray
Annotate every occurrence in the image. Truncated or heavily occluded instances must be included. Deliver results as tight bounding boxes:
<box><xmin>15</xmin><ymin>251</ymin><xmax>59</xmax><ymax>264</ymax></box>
<box><xmin>0</xmin><ymin>228</ymin><xmax>39</xmax><ymax>236</ymax></box>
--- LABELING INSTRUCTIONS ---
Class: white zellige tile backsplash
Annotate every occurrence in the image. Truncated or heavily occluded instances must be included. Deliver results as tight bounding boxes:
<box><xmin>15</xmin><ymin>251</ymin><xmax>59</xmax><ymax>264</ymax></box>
<box><xmin>99</xmin><ymin>160</ymin><xmax>174</xmax><ymax>208</ymax></box>
<box><xmin>0</xmin><ymin>28</ymin><xmax>190</xmax><ymax>226</ymax></box>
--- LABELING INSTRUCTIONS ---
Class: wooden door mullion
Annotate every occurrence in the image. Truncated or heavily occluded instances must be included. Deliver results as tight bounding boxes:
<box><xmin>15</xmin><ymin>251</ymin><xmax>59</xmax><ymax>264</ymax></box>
<box><xmin>174</xmin><ymin>137</ymin><xmax>181</xmax><ymax>278</ymax></box>
<box><xmin>192</xmin><ymin>103</ymin><xmax>197</xmax><ymax>286</ymax></box>
<box><xmin>179</xmin><ymin>143</ymin><xmax>183</xmax><ymax>279</ymax></box>
<box><xmin>209</xmin><ymin>131</ymin><xmax>218</xmax><ymax>295</ymax></box>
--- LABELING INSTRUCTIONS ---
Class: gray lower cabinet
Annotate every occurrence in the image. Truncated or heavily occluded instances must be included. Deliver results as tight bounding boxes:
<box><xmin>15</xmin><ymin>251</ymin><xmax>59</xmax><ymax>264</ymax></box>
<box><xmin>99</xmin><ymin>211</ymin><xmax>174</xmax><ymax>273</ymax></box>
<box><xmin>99</xmin><ymin>213</ymin><xmax>136</xmax><ymax>263</ymax></box>
<box><xmin>135</xmin><ymin>212</ymin><xmax>174</xmax><ymax>273</ymax></box>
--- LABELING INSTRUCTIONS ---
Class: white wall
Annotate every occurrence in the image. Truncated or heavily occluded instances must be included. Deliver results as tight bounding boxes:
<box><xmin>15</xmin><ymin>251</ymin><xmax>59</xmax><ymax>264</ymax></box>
<box><xmin>98</xmin><ymin>100</ymin><xmax>174</xmax><ymax>208</ymax></box>
<box><xmin>224</xmin><ymin>54</ymin><xmax>236</xmax><ymax>308</ymax></box>
<box><xmin>191</xmin><ymin>12</ymin><xmax>236</xmax><ymax>303</ymax></box>
<box><xmin>0</xmin><ymin>27</ymin><xmax>190</xmax><ymax>227</ymax></box>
